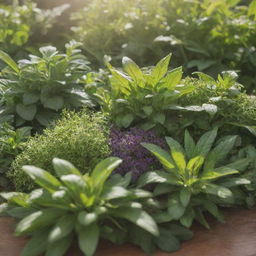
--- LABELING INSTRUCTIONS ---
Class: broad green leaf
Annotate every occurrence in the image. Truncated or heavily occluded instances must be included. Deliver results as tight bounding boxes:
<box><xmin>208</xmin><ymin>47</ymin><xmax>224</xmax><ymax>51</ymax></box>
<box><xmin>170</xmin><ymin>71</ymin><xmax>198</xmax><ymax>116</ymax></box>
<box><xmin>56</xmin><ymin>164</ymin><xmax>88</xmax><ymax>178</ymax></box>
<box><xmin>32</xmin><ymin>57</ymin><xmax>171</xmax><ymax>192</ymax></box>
<box><xmin>114</xmin><ymin>207</ymin><xmax>159</xmax><ymax>236</ymax></box>
<box><xmin>142</xmin><ymin>106</ymin><xmax>153</xmax><ymax>116</ymax></box>
<box><xmin>179</xmin><ymin>188</ymin><xmax>191</xmax><ymax>207</ymax></box>
<box><xmin>52</xmin><ymin>158</ymin><xmax>81</xmax><ymax>177</ymax></box>
<box><xmin>15</xmin><ymin>209</ymin><xmax>64</xmax><ymax>235</ymax></box>
<box><xmin>6</xmin><ymin>207</ymin><xmax>35</xmax><ymax>219</ymax></box>
<box><xmin>193</xmin><ymin>72</ymin><xmax>215</xmax><ymax>82</ymax></box>
<box><xmin>23</xmin><ymin>93</ymin><xmax>40</xmax><ymax>105</ymax></box>
<box><xmin>16</xmin><ymin>104</ymin><xmax>37</xmax><ymax>121</ymax></box>
<box><xmin>180</xmin><ymin>208</ymin><xmax>195</xmax><ymax>227</ymax></box>
<box><xmin>137</xmin><ymin>170</ymin><xmax>179</xmax><ymax>188</ymax></box>
<box><xmin>61</xmin><ymin>174</ymin><xmax>87</xmax><ymax>194</ymax></box>
<box><xmin>153</xmin><ymin>113</ymin><xmax>166</xmax><ymax>125</ymax></box>
<box><xmin>122</xmin><ymin>57</ymin><xmax>144</xmax><ymax>82</ymax></box>
<box><xmin>201</xmin><ymin>167</ymin><xmax>238</xmax><ymax>180</ymax></box>
<box><xmin>141</xmin><ymin>143</ymin><xmax>175</xmax><ymax>170</ymax></box>
<box><xmin>0</xmin><ymin>50</ymin><xmax>19</xmax><ymax>73</ymax></box>
<box><xmin>167</xmin><ymin>223</ymin><xmax>193</xmax><ymax>241</ymax></box>
<box><xmin>0</xmin><ymin>192</ymin><xmax>29</xmax><ymax>207</ymax></box>
<box><xmin>202</xmin><ymin>201</ymin><xmax>224</xmax><ymax>222</ymax></box>
<box><xmin>225</xmin><ymin>158</ymin><xmax>250</xmax><ymax>172</ymax></box>
<box><xmin>45</xmin><ymin>234</ymin><xmax>72</xmax><ymax>256</ymax></box>
<box><xmin>194</xmin><ymin>208</ymin><xmax>210</xmax><ymax>229</ymax></box>
<box><xmin>151</xmin><ymin>54</ymin><xmax>171</xmax><ymax>85</ymax></box>
<box><xmin>194</xmin><ymin>129</ymin><xmax>218</xmax><ymax>157</ymax></box>
<box><xmin>21</xmin><ymin>229</ymin><xmax>49</xmax><ymax>256</ymax></box>
<box><xmin>78</xmin><ymin>211</ymin><xmax>98</xmax><ymax>226</ymax></box>
<box><xmin>201</xmin><ymin>184</ymin><xmax>233</xmax><ymax>199</ymax></box>
<box><xmin>168</xmin><ymin>195</ymin><xmax>186</xmax><ymax>220</ymax></box>
<box><xmin>154</xmin><ymin>227</ymin><xmax>180</xmax><ymax>252</ymax></box>
<box><xmin>78</xmin><ymin>223</ymin><xmax>99</xmax><ymax>256</ymax></box>
<box><xmin>184</xmin><ymin>130</ymin><xmax>195</xmax><ymax>160</ymax></box>
<box><xmin>109</xmin><ymin>68</ymin><xmax>130</xmax><ymax>95</ymax></box>
<box><xmin>22</xmin><ymin>165</ymin><xmax>61</xmax><ymax>192</ymax></box>
<box><xmin>48</xmin><ymin>214</ymin><xmax>75</xmax><ymax>243</ymax></box>
<box><xmin>220</xmin><ymin>178</ymin><xmax>250</xmax><ymax>188</ymax></box>
<box><xmin>165</xmin><ymin>66</ymin><xmax>183</xmax><ymax>89</ymax></box>
<box><xmin>91</xmin><ymin>157</ymin><xmax>122</xmax><ymax>190</ymax></box>
<box><xmin>120</xmin><ymin>113</ymin><xmax>134</xmax><ymax>128</ymax></box>
<box><xmin>42</xmin><ymin>96</ymin><xmax>64</xmax><ymax>111</ymax></box>
<box><xmin>102</xmin><ymin>186</ymin><xmax>130</xmax><ymax>200</ymax></box>
<box><xmin>165</xmin><ymin>137</ymin><xmax>186</xmax><ymax>173</ymax></box>
<box><xmin>248</xmin><ymin>0</ymin><xmax>256</xmax><ymax>18</ymax></box>
<box><xmin>204</xmin><ymin>135</ymin><xmax>238</xmax><ymax>171</ymax></box>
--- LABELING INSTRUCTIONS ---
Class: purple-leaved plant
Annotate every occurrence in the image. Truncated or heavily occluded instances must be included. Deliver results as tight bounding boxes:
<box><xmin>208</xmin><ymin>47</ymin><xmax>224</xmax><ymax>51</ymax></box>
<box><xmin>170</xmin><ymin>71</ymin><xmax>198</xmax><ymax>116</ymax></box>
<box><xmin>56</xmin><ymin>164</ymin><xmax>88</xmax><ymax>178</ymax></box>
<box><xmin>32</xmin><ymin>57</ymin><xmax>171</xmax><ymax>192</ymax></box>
<box><xmin>110</xmin><ymin>127</ymin><xmax>167</xmax><ymax>181</ymax></box>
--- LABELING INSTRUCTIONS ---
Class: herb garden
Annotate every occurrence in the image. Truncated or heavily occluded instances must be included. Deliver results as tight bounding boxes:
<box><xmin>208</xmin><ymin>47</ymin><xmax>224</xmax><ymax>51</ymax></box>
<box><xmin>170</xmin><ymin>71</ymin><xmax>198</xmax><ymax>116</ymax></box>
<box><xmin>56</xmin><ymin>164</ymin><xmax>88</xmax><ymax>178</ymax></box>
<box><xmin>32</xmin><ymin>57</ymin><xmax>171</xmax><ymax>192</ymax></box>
<box><xmin>0</xmin><ymin>0</ymin><xmax>256</xmax><ymax>255</ymax></box>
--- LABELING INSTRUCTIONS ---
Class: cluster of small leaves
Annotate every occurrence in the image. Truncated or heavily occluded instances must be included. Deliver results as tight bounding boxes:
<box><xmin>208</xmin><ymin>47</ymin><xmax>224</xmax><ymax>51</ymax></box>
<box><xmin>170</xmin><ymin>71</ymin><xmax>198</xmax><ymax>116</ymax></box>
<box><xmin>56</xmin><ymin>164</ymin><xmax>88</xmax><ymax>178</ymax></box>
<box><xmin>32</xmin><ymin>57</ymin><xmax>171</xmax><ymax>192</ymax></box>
<box><xmin>110</xmin><ymin>127</ymin><xmax>167</xmax><ymax>181</ymax></box>
<box><xmin>138</xmin><ymin>129</ymin><xmax>251</xmax><ymax>228</ymax></box>
<box><xmin>0</xmin><ymin>0</ymin><xmax>69</xmax><ymax>56</ymax></box>
<box><xmin>0</xmin><ymin>157</ymin><xmax>193</xmax><ymax>256</ymax></box>
<box><xmin>9</xmin><ymin>110</ymin><xmax>111</xmax><ymax>192</ymax></box>
<box><xmin>0</xmin><ymin>123</ymin><xmax>31</xmax><ymax>190</ymax></box>
<box><xmin>0</xmin><ymin>41</ymin><xmax>92</xmax><ymax>130</ymax></box>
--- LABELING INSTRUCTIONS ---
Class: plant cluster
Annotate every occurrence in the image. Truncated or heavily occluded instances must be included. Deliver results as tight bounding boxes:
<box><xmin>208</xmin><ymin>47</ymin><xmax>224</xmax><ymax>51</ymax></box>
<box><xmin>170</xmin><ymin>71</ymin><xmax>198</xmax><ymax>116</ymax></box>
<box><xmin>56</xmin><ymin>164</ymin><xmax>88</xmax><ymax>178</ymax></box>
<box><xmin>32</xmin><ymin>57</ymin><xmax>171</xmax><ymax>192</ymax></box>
<box><xmin>0</xmin><ymin>41</ymin><xmax>92</xmax><ymax>130</ymax></box>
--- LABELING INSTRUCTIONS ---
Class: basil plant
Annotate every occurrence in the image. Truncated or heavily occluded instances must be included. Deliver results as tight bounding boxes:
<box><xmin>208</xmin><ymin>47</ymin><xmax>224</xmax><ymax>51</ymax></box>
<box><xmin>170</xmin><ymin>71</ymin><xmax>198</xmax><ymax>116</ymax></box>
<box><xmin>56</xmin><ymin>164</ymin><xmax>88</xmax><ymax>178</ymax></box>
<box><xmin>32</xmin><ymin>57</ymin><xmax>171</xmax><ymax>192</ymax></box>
<box><xmin>0</xmin><ymin>157</ymin><xmax>159</xmax><ymax>256</ymax></box>
<box><xmin>138</xmin><ymin>129</ymin><xmax>251</xmax><ymax>228</ymax></box>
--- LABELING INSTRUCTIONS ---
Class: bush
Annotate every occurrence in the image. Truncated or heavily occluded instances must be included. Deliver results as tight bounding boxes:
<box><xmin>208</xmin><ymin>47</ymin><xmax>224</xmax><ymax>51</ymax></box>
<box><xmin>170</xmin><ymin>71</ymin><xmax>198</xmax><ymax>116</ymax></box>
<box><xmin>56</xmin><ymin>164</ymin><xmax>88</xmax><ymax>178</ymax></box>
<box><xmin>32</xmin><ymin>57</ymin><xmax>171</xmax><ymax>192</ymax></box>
<box><xmin>9</xmin><ymin>110</ymin><xmax>111</xmax><ymax>191</ymax></box>
<box><xmin>0</xmin><ymin>41</ymin><xmax>92</xmax><ymax>130</ymax></box>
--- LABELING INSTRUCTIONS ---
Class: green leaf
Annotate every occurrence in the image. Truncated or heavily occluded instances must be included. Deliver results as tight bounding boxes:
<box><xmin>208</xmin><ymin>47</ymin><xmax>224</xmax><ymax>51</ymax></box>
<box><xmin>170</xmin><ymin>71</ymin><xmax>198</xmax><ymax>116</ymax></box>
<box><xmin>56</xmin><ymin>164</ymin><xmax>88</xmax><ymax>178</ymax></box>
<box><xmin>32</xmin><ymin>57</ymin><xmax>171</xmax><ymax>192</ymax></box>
<box><xmin>52</xmin><ymin>158</ymin><xmax>81</xmax><ymax>177</ymax></box>
<box><xmin>220</xmin><ymin>178</ymin><xmax>250</xmax><ymax>188</ymax></box>
<box><xmin>15</xmin><ymin>209</ymin><xmax>64</xmax><ymax>235</ymax></box>
<box><xmin>168</xmin><ymin>195</ymin><xmax>186</xmax><ymax>220</ymax></box>
<box><xmin>180</xmin><ymin>208</ymin><xmax>195</xmax><ymax>227</ymax></box>
<box><xmin>193</xmin><ymin>72</ymin><xmax>215</xmax><ymax>82</ymax></box>
<box><xmin>248</xmin><ymin>0</ymin><xmax>256</xmax><ymax>18</ymax></box>
<box><xmin>194</xmin><ymin>129</ymin><xmax>218</xmax><ymax>157</ymax></box>
<box><xmin>204</xmin><ymin>135</ymin><xmax>238</xmax><ymax>171</ymax></box>
<box><xmin>187</xmin><ymin>156</ymin><xmax>204</xmax><ymax>177</ymax></box>
<box><xmin>165</xmin><ymin>137</ymin><xmax>186</xmax><ymax>173</ymax></box>
<box><xmin>154</xmin><ymin>227</ymin><xmax>180</xmax><ymax>252</ymax></box>
<box><xmin>179</xmin><ymin>188</ymin><xmax>191</xmax><ymax>207</ymax></box>
<box><xmin>46</xmin><ymin>234</ymin><xmax>73</xmax><ymax>256</ymax></box>
<box><xmin>114</xmin><ymin>207</ymin><xmax>159</xmax><ymax>236</ymax></box>
<box><xmin>201</xmin><ymin>184</ymin><xmax>233</xmax><ymax>199</ymax></box>
<box><xmin>167</xmin><ymin>223</ymin><xmax>193</xmax><ymax>241</ymax></box>
<box><xmin>42</xmin><ymin>96</ymin><xmax>64</xmax><ymax>111</ymax></box>
<box><xmin>142</xmin><ymin>106</ymin><xmax>153</xmax><ymax>116</ymax></box>
<box><xmin>165</xmin><ymin>66</ymin><xmax>183</xmax><ymax>89</ymax></box>
<box><xmin>202</xmin><ymin>201</ymin><xmax>224</xmax><ymax>222</ymax></box>
<box><xmin>22</xmin><ymin>165</ymin><xmax>61</xmax><ymax>192</ymax></box>
<box><xmin>91</xmin><ymin>157</ymin><xmax>122</xmax><ymax>190</ymax></box>
<box><xmin>78</xmin><ymin>223</ymin><xmax>99</xmax><ymax>256</ymax></box>
<box><xmin>0</xmin><ymin>192</ymin><xmax>29</xmax><ymax>207</ymax></box>
<box><xmin>16</xmin><ymin>104</ymin><xmax>37</xmax><ymax>121</ymax></box>
<box><xmin>48</xmin><ymin>214</ymin><xmax>75</xmax><ymax>243</ymax></box>
<box><xmin>0</xmin><ymin>50</ymin><xmax>19</xmax><ymax>73</ymax></box>
<box><xmin>21</xmin><ymin>229</ymin><xmax>49</xmax><ymax>256</ymax></box>
<box><xmin>151</xmin><ymin>54</ymin><xmax>171</xmax><ymax>85</ymax></box>
<box><xmin>78</xmin><ymin>211</ymin><xmax>98</xmax><ymax>226</ymax></box>
<box><xmin>122</xmin><ymin>56</ymin><xmax>144</xmax><ymax>82</ymax></box>
<box><xmin>184</xmin><ymin>130</ymin><xmax>195</xmax><ymax>160</ymax></box>
<box><xmin>201</xmin><ymin>167</ymin><xmax>238</xmax><ymax>180</ymax></box>
<box><xmin>61</xmin><ymin>174</ymin><xmax>87</xmax><ymax>194</ymax></box>
<box><xmin>141</xmin><ymin>143</ymin><xmax>175</xmax><ymax>170</ymax></box>
<box><xmin>120</xmin><ymin>113</ymin><xmax>134</xmax><ymax>128</ymax></box>
<box><xmin>23</xmin><ymin>93</ymin><xmax>40</xmax><ymax>105</ymax></box>
<box><xmin>194</xmin><ymin>208</ymin><xmax>210</xmax><ymax>229</ymax></box>
<box><xmin>102</xmin><ymin>186</ymin><xmax>130</xmax><ymax>200</ymax></box>
<box><xmin>225</xmin><ymin>158</ymin><xmax>250</xmax><ymax>172</ymax></box>
<box><xmin>153</xmin><ymin>113</ymin><xmax>166</xmax><ymax>124</ymax></box>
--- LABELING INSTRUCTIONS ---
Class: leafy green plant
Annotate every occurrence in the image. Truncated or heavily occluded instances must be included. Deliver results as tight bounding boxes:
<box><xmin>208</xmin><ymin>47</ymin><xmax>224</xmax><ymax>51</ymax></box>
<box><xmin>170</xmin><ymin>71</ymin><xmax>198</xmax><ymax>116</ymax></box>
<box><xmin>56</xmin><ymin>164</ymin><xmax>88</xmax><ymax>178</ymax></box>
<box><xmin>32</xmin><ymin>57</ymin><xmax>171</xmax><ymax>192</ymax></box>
<box><xmin>97</xmin><ymin>54</ymin><xmax>200</xmax><ymax>134</ymax></box>
<box><xmin>0</xmin><ymin>123</ymin><xmax>31</xmax><ymax>190</ymax></box>
<box><xmin>0</xmin><ymin>0</ymin><xmax>69</xmax><ymax>56</ymax></box>
<box><xmin>0</xmin><ymin>157</ymin><xmax>160</xmax><ymax>256</ymax></box>
<box><xmin>0</xmin><ymin>41</ymin><xmax>92</xmax><ymax>129</ymax></box>
<box><xmin>9</xmin><ymin>110</ymin><xmax>111</xmax><ymax>192</ymax></box>
<box><xmin>138</xmin><ymin>129</ymin><xmax>251</xmax><ymax>228</ymax></box>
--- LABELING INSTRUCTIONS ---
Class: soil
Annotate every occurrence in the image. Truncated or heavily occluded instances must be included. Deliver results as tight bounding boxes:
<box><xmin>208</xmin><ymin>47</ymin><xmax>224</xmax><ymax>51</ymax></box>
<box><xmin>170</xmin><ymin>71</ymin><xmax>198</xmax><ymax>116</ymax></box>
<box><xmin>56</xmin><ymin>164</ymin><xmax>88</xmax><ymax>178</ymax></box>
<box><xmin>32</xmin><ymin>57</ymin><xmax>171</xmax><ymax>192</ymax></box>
<box><xmin>0</xmin><ymin>208</ymin><xmax>255</xmax><ymax>256</ymax></box>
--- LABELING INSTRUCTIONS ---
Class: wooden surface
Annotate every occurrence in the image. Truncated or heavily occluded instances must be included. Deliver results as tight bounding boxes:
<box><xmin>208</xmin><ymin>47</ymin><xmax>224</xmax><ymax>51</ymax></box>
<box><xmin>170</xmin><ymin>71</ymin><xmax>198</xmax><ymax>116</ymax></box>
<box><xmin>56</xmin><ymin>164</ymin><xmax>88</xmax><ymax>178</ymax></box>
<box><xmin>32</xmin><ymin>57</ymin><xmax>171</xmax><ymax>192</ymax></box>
<box><xmin>0</xmin><ymin>208</ymin><xmax>256</xmax><ymax>256</ymax></box>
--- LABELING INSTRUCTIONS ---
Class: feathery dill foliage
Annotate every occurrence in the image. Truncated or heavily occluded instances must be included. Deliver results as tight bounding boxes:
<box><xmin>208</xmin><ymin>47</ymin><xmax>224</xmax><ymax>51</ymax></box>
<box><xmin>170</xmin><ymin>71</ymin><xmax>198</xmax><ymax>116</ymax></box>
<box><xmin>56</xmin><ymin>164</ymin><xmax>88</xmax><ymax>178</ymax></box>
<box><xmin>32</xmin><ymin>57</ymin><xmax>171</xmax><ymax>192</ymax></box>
<box><xmin>9</xmin><ymin>110</ymin><xmax>111</xmax><ymax>192</ymax></box>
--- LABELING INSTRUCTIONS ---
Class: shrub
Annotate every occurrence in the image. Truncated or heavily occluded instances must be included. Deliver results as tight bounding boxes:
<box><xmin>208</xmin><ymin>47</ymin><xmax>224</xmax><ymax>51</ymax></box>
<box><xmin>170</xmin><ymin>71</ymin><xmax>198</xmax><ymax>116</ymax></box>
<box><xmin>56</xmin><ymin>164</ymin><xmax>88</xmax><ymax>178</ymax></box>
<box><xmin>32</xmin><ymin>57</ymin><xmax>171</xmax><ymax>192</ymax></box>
<box><xmin>110</xmin><ymin>127</ymin><xmax>167</xmax><ymax>181</ymax></box>
<box><xmin>0</xmin><ymin>41</ymin><xmax>92</xmax><ymax>130</ymax></box>
<box><xmin>138</xmin><ymin>129</ymin><xmax>251</xmax><ymax>228</ymax></box>
<box><xmin>9</xmin><ymin>110</ymin><xmax>111</xmax><ymax>191</ymax></box>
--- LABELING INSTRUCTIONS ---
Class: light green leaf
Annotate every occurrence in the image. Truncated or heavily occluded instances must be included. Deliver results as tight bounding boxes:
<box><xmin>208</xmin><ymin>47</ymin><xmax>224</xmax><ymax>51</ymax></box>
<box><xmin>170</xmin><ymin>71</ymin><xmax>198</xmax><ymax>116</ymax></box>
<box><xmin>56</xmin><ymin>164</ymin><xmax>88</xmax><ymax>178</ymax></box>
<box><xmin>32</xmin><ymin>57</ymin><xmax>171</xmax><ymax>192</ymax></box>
<box><xmin>78</xmin><ymin>223</ymin><xmax>99</xmax><ymax>256</ymax></box>
<box><xmin>122</xmin><ymin>56</ymin><xmax>144</xmax><ymax>82</ymax></box>
<box><xmin>22</xmin><ymin>165</ymin><xmax>61</xmax><ymax>192</ymax></box>
<box><xmin>184</xmin><ymin>130</ymin><xmax>196</xmax><ymax>160</ymax></box>
<box><xmin>0</xmin><ymin>50</ymin><xmax>19</xmax><ymax>73</ymax></box>
<box><xmin>165</xmin><ymin>66</ymin><xmax>183</xmax><ymax>89</ymax></box>
<box><xmin>102</xmin><ymin>186</ymin><xmax>130</xmax><ymax>200</ymax></box>
<box><xmin>52</xmin><ymin>158</ymin><xmax>81</xmax><ymax>177</ymax></box>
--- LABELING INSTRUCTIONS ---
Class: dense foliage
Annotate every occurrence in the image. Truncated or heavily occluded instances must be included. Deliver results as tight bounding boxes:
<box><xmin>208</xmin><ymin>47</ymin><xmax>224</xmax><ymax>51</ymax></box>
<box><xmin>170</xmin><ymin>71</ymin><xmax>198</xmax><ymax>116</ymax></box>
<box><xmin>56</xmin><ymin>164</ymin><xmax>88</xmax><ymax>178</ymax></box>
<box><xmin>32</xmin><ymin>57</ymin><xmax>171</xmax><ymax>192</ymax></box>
<box><xmin>9</xmin><ymin>110</ymin><xmax>111</xmax><ymax>192</ymax></box>
<box><xmin>0</xmin><ymin>41</ymin><xmax>92</xmax><ymax>130</ymax></box>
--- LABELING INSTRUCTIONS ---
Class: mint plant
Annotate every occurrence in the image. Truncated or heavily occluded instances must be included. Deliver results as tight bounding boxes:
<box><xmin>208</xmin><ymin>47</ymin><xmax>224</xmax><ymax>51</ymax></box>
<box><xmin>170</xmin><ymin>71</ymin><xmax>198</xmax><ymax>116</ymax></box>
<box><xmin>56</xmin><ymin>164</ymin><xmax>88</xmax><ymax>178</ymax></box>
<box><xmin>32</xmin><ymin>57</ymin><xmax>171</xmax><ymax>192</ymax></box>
<box><xmin>0</xmin><ymin>41</ymin><xmax>92</xmax><ymax>129</ymax></box>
